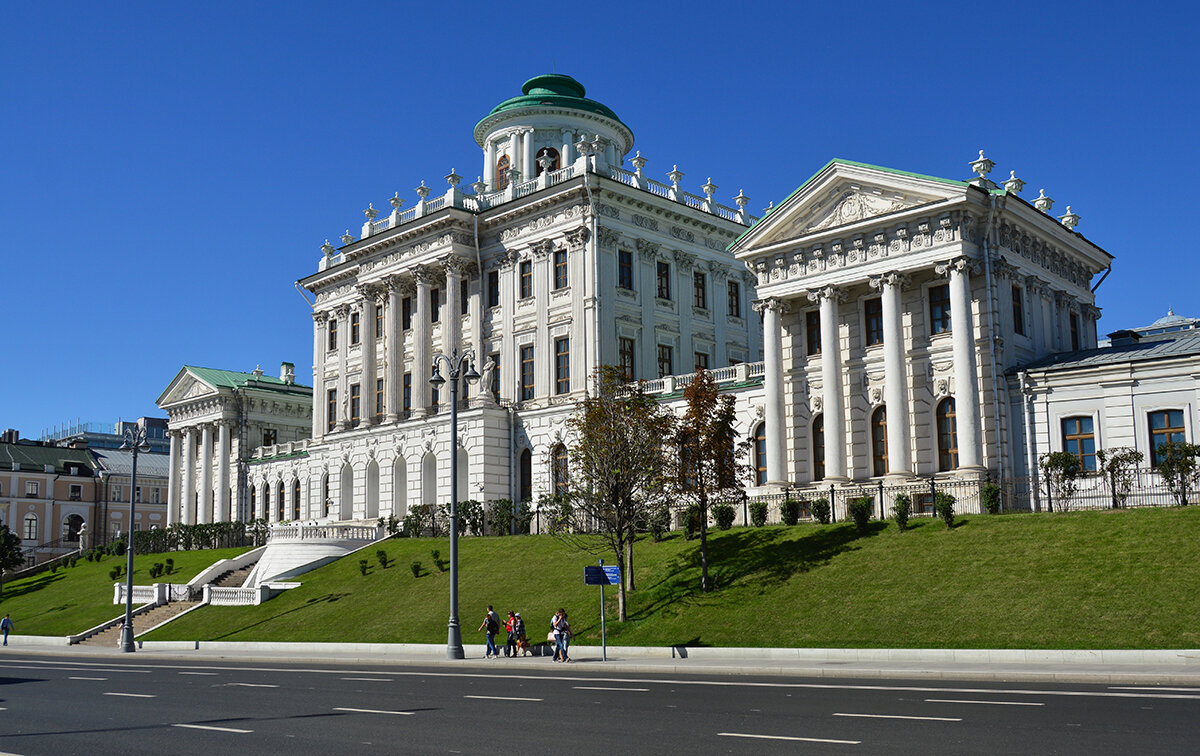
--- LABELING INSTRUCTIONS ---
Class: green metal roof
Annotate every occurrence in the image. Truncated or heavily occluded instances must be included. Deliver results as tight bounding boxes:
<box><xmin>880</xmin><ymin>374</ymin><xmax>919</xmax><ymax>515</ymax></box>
<box><xmin>476</xmin><ymin>74</ymin><xmax>627</xmax><ymax>131</ymax></box>
<box><xmin>0</xmin><ymin>442</ymin><xmax>98</xmax><ymax>474</ymax></box>
<box><xmin>185</xmin><ymin>365</ymin><xmax>311</xmax><ymax>392</ymax></box>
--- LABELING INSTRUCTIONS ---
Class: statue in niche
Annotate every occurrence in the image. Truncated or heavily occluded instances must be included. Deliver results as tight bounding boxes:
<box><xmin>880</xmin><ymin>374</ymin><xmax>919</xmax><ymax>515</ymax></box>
<box><xmin>478</xmin><ymin>358</ymin><xmax>497</xmax><ymax>404</ymax></box>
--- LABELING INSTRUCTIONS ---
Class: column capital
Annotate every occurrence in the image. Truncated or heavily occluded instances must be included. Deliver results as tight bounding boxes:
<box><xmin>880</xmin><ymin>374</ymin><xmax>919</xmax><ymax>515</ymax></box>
<box><xmin>313</xmin><ymin>309</ymin><xmax>329</xmax><ymax>325</ymax></box>
<box><xmin>443</xmin><ymin>255</ymin><xmax>472</xmax><ymax>277</ymax></box>
<box><xmin>565</xmin><ymin>226</ymin><xmax>590</xmax><ymax>249</ymax></box>
<box><xmin>497</xmin><ymin>248</ymin><xmax>520</xmax><ymax>271</ymax></box>
<box><xmin>333</xmin><ymin>303</ymin><xmax>351</xmax><ymax>319</ymax></box>
<box><xmin>635</xmin><ymin>238</ymin><xmax>660</xmax><ymax>260</ymax></box>
<box><xmin>935</xmin><ymin>256</ymin><xmax>980</xmax><ymax>277</ymax></box>
<box><xmin>869</xmin><ymin>271</ymin><xmax>910</xmax><ymax>291</ymax></box>
<box><xmin>411</xmin><ymin>265</ymin><xmax>437</xmax><ymax>287</ymax></box>
<box><xmin>356</xmin><ymin>282</ymin><xmax>386</xmax><ymax>303</ymax></box>
<box><xmin>807</xmin><ymin>285</ymin><xmax>847</xmax><ymax>304</ymax></box>
<box><xmin>530</xmin><ymin>239</ymin><xmax>554</xmax><ymax>259</ymax></box>
<box><xmin>751</xmin><ymin>297</ymin><xmax>791</xmax><ymax>315</ymax></box>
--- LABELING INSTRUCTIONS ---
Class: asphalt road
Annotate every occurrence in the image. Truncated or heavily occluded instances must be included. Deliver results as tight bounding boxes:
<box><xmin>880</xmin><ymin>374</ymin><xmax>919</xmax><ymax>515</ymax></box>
<box><xmin>0</xmin><ymin>652</ymin><xmax>1196</xmax><ymax>755</ymax></box>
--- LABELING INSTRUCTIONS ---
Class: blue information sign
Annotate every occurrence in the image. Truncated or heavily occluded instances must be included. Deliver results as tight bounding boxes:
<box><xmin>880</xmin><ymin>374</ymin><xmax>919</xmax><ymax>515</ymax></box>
<box><xmin>584</xmin><ymin>565</ymin><xmax>621</xmax><ymax>585</ymax></box>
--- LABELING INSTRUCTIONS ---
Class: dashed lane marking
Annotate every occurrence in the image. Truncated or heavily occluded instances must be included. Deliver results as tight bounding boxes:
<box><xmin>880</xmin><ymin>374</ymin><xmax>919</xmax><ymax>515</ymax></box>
<box><xmin>333</xmin><ymin>707</ymin><xmax>414</xmax><ymax>716</ymax></box>
<box><xmin>926</xmin><ymin>699</ymin><xmax>1044</xmax><ymax>706</ymax></box>
<box><xmin>573</xmin><ymin>686</ymin><xmax>649</xmax><ymax>691</ymax></box>
<box><xmin>835</xmin><ymin>713</ymin><xmax>961</xmax><ymax>722</ymax></box>
<box><xmin>719</xmin><ymin>732</ymin><xmax>859</xmax><ymax>745</ymax></box>
<box><xmin>463</xmin><ymin>695</ymin><xmax>542</xmax><ymax>702</ymax></box>
<box><xmin>226</xmin><ymin>683</ymin><xmax>279</xmax><ymax>688</ymax></box>
<box><xmin>103</xmin><ymin>692</ymin><xmax>156</xmax><ymax>698</ymax></box>
<box><xmin>69</xmin><ymin>677</ymin><xmax>107</xmax><ymax>681</ymax></box>
<box><xmin>340</xmin><ymin>677</ymin><xmax>392</xmax><ymax>682</ymax></box>
<box><xmin>179</xmin><ymin>672</ymin><xmax>219</xmax><ymax>676</ymax></box>
<box><xmin>173</xmin><ymin>723</ymin><xmax>253</xmax><ymax>734</ymax></box>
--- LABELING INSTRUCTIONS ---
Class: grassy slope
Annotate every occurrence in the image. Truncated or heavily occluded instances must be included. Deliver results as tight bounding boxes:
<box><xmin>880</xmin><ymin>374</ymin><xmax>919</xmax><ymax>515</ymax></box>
<box><xmin>146</xmin><ymin>507</ymin><xmax>1200</xmax><ymax>649</ymax></box>
<box><xmin>0</xmin><ymin>547</ymin><xmax>250</xmax><ymax>636</ymax></box>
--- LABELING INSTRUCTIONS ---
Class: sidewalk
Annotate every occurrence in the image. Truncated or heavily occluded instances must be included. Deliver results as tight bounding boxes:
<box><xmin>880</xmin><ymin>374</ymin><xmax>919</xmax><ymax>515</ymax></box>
<box><xmin>7</xmin><ymin>637</ymin><xmax>1200</xmax><ymax>685</ymax></box>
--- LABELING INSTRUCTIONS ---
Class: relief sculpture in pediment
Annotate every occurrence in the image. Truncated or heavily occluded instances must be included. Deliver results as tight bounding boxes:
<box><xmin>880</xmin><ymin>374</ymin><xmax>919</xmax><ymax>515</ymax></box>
<box><xmin>806</xmin><ymin>192</ymin><xmax>915</xmax><ymax>233</ymax></box>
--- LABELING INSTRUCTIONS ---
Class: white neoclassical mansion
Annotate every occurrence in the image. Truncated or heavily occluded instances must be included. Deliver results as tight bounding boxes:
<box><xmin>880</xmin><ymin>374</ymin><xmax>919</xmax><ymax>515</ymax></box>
<box><xmin>158</xmin><ymin>75</ymin><xmax>1197</xmax><ymax>527</ymax></box>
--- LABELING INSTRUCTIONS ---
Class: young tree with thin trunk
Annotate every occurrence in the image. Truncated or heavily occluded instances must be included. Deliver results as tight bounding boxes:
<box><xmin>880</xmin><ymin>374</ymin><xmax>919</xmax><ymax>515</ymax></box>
<box><xmin>0</xmin><ymin>524</ymin><xmax>26</xmax><ymax>598</ymax></box>
<box><xmin>557</xmin><ymin>366</ymin><xmax>676</xmax><ymax>621</ymax></box>
<box><xmin>675</xmin><ymin>369</ymin><xmax>745</xmax><ymax>593</ymax></box>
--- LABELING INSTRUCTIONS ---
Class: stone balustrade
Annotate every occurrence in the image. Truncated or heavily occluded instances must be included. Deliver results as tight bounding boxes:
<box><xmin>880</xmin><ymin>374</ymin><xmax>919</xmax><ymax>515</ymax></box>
<box><xmin>637</xmin><ymin>361</ymin><xmax>762</xmax><ymax>395</ymax></box>
<box><xmin>267</xmin><ymin>523</ymin><xmax>382</xmax><ymax>542</ymax></box>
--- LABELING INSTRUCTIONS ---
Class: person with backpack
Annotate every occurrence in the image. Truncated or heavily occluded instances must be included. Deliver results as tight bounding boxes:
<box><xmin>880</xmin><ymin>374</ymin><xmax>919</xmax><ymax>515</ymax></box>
<box><xmin>504</xmin><ymin>611</ymin><xmax>518</xmax><ymax>657</ymax></box>
<box><xmin>478</xmin><ymin>605</ymin><xmax>500</xmax><ymax>658</ymax></box>
<box><xmin>552</xmin><ymin>608</ymin><xmax>572</xmax><ymax>663</ymax></box>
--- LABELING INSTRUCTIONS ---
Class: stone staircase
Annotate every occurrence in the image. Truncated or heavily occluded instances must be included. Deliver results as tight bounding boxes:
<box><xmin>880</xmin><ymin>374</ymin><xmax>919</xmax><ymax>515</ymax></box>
<box><xmin>211</xmin><ymin>561</ymin><xmax>257</xmax><ymax>589</ymax></box>
<box><xmin>77</xmin><ymin>601</ymin><xmax>199</xmax><ymax>646</ymax></box>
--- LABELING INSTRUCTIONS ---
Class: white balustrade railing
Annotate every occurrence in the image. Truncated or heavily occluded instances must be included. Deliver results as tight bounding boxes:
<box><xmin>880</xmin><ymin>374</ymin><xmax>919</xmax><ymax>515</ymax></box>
<box><xmin>609</xmin><ymin>165</ymin><xmax>636</xmax><ymax>183</ymax></box>
<box><xmin>636</xmin><ymin>361</ymin><xmax>765</xmax><ymax>395</ymax></box>
<box><xmin>707</xmin><ymin>365</ymin><xmax>738</xmax><ymax>383</ymax></box>
<box><xmin>641</xmin><ymin>178</ymin><xmax>673</xmax><ymax>199</ymax></box>
<box><xmin>267</xmin><ymin>523</ymin><xmax>382</xmax><ymax>542</ymax></box>
<box><xmin>747</xmin><ymin>362</ymin><xmax>766</xmax><ymax>378</ymax></box>
<box><xmin>208</xmin><ymin>587</ymin><xmax>260</xmax><ymax>606</ymax></box>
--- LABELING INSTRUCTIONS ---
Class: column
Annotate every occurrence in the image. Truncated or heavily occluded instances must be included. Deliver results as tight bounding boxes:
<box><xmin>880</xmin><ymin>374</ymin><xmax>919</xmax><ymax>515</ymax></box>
<box><xmin>199</xmin><ymin>423</ymin><xmax>213</xmax><ymax>524</ymax></box>
<box><xmin>359</xmin><ymin>286</ymin><xmax>378</xmax><ymax>427</ymax></box>
<box><xmin>336</xmin><ymin>304</ymin><xmax>350</xmax><ymax>430</ymax></box>
<box><xmin>566</xmin><ymin>227</ymin><xmax>589</xmax><ymax>388</ymax></box>
<box><xmin>216</xmin><ymin>421</ymin><xmax>231</xmax><ymax>522</ymax></box>
<box><xmin>675</xmin><ymin>252</ymin><xmax>696</xmax><ymax>366</ymax></box>
<box><xmin>561</xmin><ymin>128</ymin><xmax>573</xmax><ymax>166</ymax></box>
<box><xmin>941</xmin><ymin>257</ymin><xmax>983</xmax><ymax>470</ymax></box>
<box><xmin>533</xmin><ymin>241</ymin><xmax>552</xmax><ymax>396</ymax></box>
<box><xmin>638</xmin><ymin>242</ymin><xmax>659</xmax><ymax>378</ymax></box>
<box><xmin>413</xmin><ymin>267</ymin><xmax>433</xmax><ymax>412</ymax></box>
<box><xmin>712</xmin><ymin>269</ymin><xmax>729</xmax><ymax>367</ymax></box>
<box><xmin>166</xmin><ymin>431</ymin><xmax>180</xmax><ymax>526</ymax></box>
<box><xmin>754</xmin><ymin>297</ymin><xmax>788</xmax><ymax>485</ymax></box>
<box><xmin>444</xmin><ymin>259</ymin><xmax>463</xmax><ymax>360</ymax></box>
<box><xmin>312</xmin><ymin>312</ymin><xmax>327</xmax><ymax>438</ymax></box>
<box><xmin>872</xmin><ymin>272</ymin><xmax>913</xmax><ymax>476</ymax></box>
<box><xmin>181</xmin><ymin>428</ymin><xmax>196</xmax><ymax>525</ymax></box>
<box><xmin>507</xmin><ymin>132</ymin><xmax>520</xmax><ymax>181</ymax></box>
<box><xmin>522</xmin><ymin>129</ymin><xmax>535</xmax><ymax>182</ymax></box>
<box><xmin>499</xmin><ymin>256</ymin><xmax>517</xmax><ymax>401</ymax></box>
<box><xmin>811</xmin><ymin>286</ymin><xmax>848</xmax><ymax>480</ymax></box>
<box><xmin>484</xmin><ymin>139</ymin><xmax>497</xmax><ymax>189</ymax></box>
<box><xmin>385</xmin><ymin>278</ymin><xmax>404</xmax><ymax>423</ymax></box>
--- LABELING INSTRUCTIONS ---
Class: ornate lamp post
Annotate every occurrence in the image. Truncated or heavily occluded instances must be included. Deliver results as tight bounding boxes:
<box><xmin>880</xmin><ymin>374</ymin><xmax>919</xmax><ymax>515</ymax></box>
<box><xmin>429</xmin><ymin>348</ymin><xmax>480</xmax><ymax>659</ymax></box>
<box><xmin>119</xmin><ymin>423</ymin><xmax>151</xmax><ymax>653</ymax></box>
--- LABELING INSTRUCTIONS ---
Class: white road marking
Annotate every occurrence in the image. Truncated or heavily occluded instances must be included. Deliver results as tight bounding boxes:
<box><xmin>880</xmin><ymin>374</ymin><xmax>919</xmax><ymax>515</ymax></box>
<box><xmin>573</xmin><ymin>686</ymin><xmax>649</xmax><ymax>691</ymax></box>
<box><xmin>464</xmin><ymin>695</ymin><xmax>542</xmax><ymax>702</ymax></box>
<box><xmin>333</xmin><ymin>707</ymin><xmax>414</xmax><ymax>716</ymax></box>
<box><xmin>340</xmin><ymin>677</ymin><xmax>391</xmax><ymax>682</ymax></box>
<box><xmin>103</xmin><ymin>692</ymin><xmax>156</xmax><ymax>698</ymax></box>
<box><xmin>0</xmin><ymin>664</ymin><xmax>149</xmax><ymax>674</ymax></box>
<box><xmin>926</xmin><ymin>698</ymin><xmax>1045</xmax><ymax>706</ymax></box>
<box><xmin>835</xmin><ymin>713</ymin><xmax>961</xmax><ymax>722</ymax></box>
<box><xmin>226</xmin><ymin>683</ymin><xmax>278</xmax><ymax>688</ymax></box>
<box><xmin>1110</xmin><ymin>686</ymin><xmax>1200</xmax><ymax>692</ymax></box>
<box><xmin>179</xmin><ymin>672</ymin><xmax>218</xmax><ymax>676</ymax></box>
<box><xmin>719</xmin><ymin>732</ymin><xmax>860</xmax><ymax>745</ymax></box>
<box><xmin>173</xmin><ymin>723</ymin><xmax>254</xmax><ymax>733</ymax></box>
<box><xmin>69</xmin><ymin>676</ymin><xmax>107</xmax><ymax>681</ymax></box>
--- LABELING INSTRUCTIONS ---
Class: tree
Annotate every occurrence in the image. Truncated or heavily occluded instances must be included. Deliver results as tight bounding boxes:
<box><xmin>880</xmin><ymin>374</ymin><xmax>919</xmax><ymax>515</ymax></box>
<box><xmin>1040</xmin><ymin>451</ymin><xmax>1082</xmax><ymax>512</ymax></box>
<box><xmin>557</xmin><ymin>366</ymin><xmax>676</xmax><ymax>621</ymax></box>
<box><xmin>1097</xmin><ymin>447</ymin><xmax>1144</xmax><ymax>509</ymax></box>
<box><xmin>674</xmin><ymin>369</ymin><xmax>746</xmax><ymax>593</ymax></box>
<box><xmin>0</xmin><ymin>524</ymin><xmax>26</xmax><ymax>598</ymax></box>
<box><xmin>1155</xmin><ymin>441</ymin><xmax>1200</xmax><ymax>506</ymax></box>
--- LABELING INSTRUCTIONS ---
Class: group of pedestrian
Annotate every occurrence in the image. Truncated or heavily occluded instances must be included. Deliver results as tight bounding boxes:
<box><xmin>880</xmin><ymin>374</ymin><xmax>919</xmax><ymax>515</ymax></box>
<box><xmin>477</xmin><ymin>604</ymin><xmax>571</xmax><ymax>661</ymax></box>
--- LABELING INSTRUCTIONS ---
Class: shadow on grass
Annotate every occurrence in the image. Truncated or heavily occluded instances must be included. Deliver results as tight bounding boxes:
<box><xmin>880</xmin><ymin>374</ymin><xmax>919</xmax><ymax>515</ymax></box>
<box><xmin>1</xmin><ymin>571</ymin><xmax>66</xmax><ymax>600</ymax></box>
<box><xmin>205</xmin><ymin>592</ymin><xmax>354</xmax><ymax>640</ymax></box>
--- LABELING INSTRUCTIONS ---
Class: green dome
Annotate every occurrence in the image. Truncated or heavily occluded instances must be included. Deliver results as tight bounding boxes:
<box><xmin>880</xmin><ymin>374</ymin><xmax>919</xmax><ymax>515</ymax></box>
<box><xmin>476</xmin><ymin>74</ymin><xmax>627</xmax><ymax>132</ymax></box>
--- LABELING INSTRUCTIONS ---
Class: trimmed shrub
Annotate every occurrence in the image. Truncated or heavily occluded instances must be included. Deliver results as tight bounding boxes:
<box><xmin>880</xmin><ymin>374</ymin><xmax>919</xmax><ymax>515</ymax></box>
<box><xmin>164</xmin><ymin>558</ymin><xmax>174</xmax><ymax>574</ymax></box>
<box><xmin>410</xmin><ymin>560</ymin><xmax>422</xmax><ymax>578</ymax></box>
<box><xmin>376</xmin><ymin>549</ymin><xmax>388</xmax><ymax>569</ymax></box>
<box><xmin>780</xmin><ymin>499</ymin><xmax>800</xmax><ymax>526</ymax></box>
<box><xmin>847</xmin><ymin>496</ymin><xmax>873</xmax><ymax>535</ymax></box>
<box><xmin>749</xmin><ymin>501</ymin><xmax>768</xmax><ymax>528</ymax></box>
<box><xmin>981</xmin><ymin>482</ymin><xmax>1001</xmax><ymax>514</ymax></box>
<box><xmin>811</xmin><ymin>497</ymin><xmax>831</xmax><ymax>525</ymax></box>
<box><xmin>108</xmin><ymin>567</ymin><xmax>121</xmax><ymax>581</ymax></box>
<box><xmin>713</xmin><ymin>503</ymin><xmax>736</xmax><ymax>530</ymax></box>
<box><xmin>647</xmin><ymin>504</ymin><xmax>670</xmax><ymax>542</ymax></box>
<box><xmin>892</xmin><ymin>493</ymin><xmax>912</xmax><ymax>532</ymax></box>
<box><xmin>935</xmin><ymin>491</ymin><xmax>956</xmax><ymax>529</ymax></box>
<box><xmin>358</xmin><ymin>559</ymin><xmax>369</xmax><ymax>576</ymax></box>
<box><xmin>684</xmin><ymin>504</ymin><xmax>702</xmax><ymax>540</ymax></box>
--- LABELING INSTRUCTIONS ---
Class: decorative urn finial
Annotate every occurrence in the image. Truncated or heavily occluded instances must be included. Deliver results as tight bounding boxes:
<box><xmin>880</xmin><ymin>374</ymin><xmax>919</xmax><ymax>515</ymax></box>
<box><xmin>733</xmin><ymin>189</ymin><xmax>749</xmax><ymax>209</ymax></box>
<box><xmin>415</xmin><ymin>181</ymin><xmax>431</xmax><ymax>199</ymax></box>
<box><xmin>667</xmin><ymin>165</ymin><xmax>684</xmax><ymax>188</ymax></box>
<box><xmin>1003</xmin><ymin>170</ymin><xmax>1025</xmax><ymax>195</ymax></box>
<box><xmin>364</xmin><ymin>203</ymin><xmax>378</xmax><ymax>220</ymax></box>
<box><xmin>1058</xmin><ymin>206</ymin><xmax>1080</xmax><ymax>230</ymax></box>
<box><xmin>701</xmin><ymin>178</ymin><xmax>718</xmax><ymax>200</ymax></box>
<box><xmin>445</xmin><ymin>169</ymin><xmax>462</xmax><ymax>187</ymax></box>
<box><xmin>389</xmin><ymin>192</ymin><xmax>404</xmax><ymax>210</ymax></box>
<box><xmin>471</xmin><ymin>177</ymin><xmax>486</xmax><ymax>195</ymax></box>
<box><xmin>321</xmin><ymin>240</ymin><xmax>335</xmax><ymax>257</ymax></box>
<box><xmin>1033</xmin><ymin>189</ymin><xmax>1054</xmax><ymax>213</ymax></box>
<box><xmin>970</xmin><ymin>149</ymin><xmax>995</xmax><ymax>179</ymax></box>
<box><xmin>340</xmin><ymin>230</ymin><xmax>354</xmax><ymax>244</ymax></box>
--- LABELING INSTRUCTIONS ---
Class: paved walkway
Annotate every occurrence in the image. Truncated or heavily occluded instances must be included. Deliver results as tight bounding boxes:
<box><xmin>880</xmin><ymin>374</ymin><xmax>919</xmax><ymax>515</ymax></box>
<box><xmin>6</xmin><ymin>637</ymin><xmax>1200</xmax><ymax>684</ymax></box>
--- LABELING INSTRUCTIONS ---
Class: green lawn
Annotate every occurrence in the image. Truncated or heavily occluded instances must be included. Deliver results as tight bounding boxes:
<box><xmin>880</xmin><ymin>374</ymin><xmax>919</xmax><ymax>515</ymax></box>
<box><xmin>0</xmin><ymin>547</ymin><xmax>251</xmax><ymax>636</ymax></box>
<box><xmin>145</xmin><ymin>507</ymin><xmax>1200</xmax><ymax>649</ymax></box>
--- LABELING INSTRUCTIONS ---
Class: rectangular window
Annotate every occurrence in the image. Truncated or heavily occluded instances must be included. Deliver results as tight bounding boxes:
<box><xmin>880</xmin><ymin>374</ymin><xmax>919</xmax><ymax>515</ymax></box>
<box><xmin>520</xmin><ymin>345</ymin><xmax>535</xmax><ymax>400</ymax></box>
<box><xmin>487</xmin><ymin>270</ymin><xmax>500</xmax><ymax>308</ymax></box>
<box><xmin>657</xmin><ymin>344</ymin><xmax>673</xmax><ymax>378</ymax></box>
<box><xmin>618</xmin><ymin>250</ymin><xmax>633</xmax><ymax>290</ymax></box>
<box><xmin>1149</xmin><ymin>409</ymin><xmax>1186</xmax><ymax>466</ymax></box>
<box><xmin>460</xmin><ymin>279</ymin><xmax>469</xmax><ymax>315</ymax></box>
<box><xmin>864</xmin><ymin>297</ymin><xmax>883</xmax><ymax>346</ymax></box>
<box><xmin>25</xmin><ymin>481</ymin><xmax>38</xmax><ymax>497</ymax></box>
<box><xmin>656</xmin><ymin>261</ymin><xmax>671</xmax><ymax>300</ymax></box>
<box><xmin>694</xmin><ymin>351</ymin><xmax>709</xmax><ymax>372</ymax></box>
<box><xmin>805</xmin><ymin>310</ymin><xmax>821</xmax><ymax>356</ymax></box>
<box><xmin>489</xmin><ymin>353</ymin><xmax>501</xmax><ymax>398</ymax></box>
<box><xmin>431</xmin><ymin>288</ymin><xmax>440</xmax><ymax>323</ymax></box>
<box><xmin>1062</xmin><ymin>416</ymin><xmax>1097</xmax><ymax>471</ymax></box>
<box><xmin>152</xmin><ymin>487</ymin><xmax>160</xmax><ymax>504</ymax></box>
<box><xmin>262</xmin><ymin>429</ymin><xmax>277</xmax><ymax>446</ymax></box>
<box><xmin>350</xmin><ymin>312</ymin><xmax>360</xmax><ymax>345</ymax></box>
<box><xmin>402</xmin><ymin>297</ymin><xmax>413</xmax><ymax>330</ymax></box>
<box><xmin>1011</xmin><ymin>285</ymin><xmax>1025</xmax><ymax>336</ymax></box>
<box><xmin>376</xmin><ymin>305</ymin><xmax>384</xmax><ymax>338</ymax></box>
<box><xmin>69</xmin><ymin>483</ymin><xmax>82</xmax><ymax>501</ymax></box>
<box><xmin>23</xmin><ymin>516</ymin><xmax>36</xmax><ymax>541</ymax></box>
<box><xmin>1070</xmin><ymin>312</ymin><xmax>1080</xmax><ymax>350</ymax></box>
<box><xmin>519</xmin><ymin>260</ymin><xmax>533</xmax><ymax>299</ymax></box>
<box><xmin>403</xmin><ymin>373</ymin><xmax>412</xmax><ymax>414</ymax></box>
<box><xmin>350</xmin><ymin>384</ymin><xmax>361</xmax><ymax>423</ymax></box>
<box><xmin>693</xmin><ymin>271</ymin><xmax>707</xmax><ymax>309</ymax></box>
<box><xmin>553</xmin><ymin>248</ymin><xmax>568</xmax><ymax>290</ymax></box>
<box><xmin>619</xmin><ymin>337</ymin><xmax>636</xmax><ymax>381</ymax></box>
<box><xmin>328</xmin><ymin>318</ymin><xmax>338</xmax><ymax>350</ymax></box>
<box><xmin>376</xmin><ymin>378</ymin><xmax>385</xmax><ymax>419</ymax></box>
<box><xmin>327</xmin><ymin>389</ymin><xmax>337</xmax><ymax>432</ymax></box>
<box><xmin>555</xmin><ymin>337</ymin><xmax>570</xmax><ymax>394</ymax></box>
<box><xmin>929</xmin><ymin>284</ymin><xmax>952</xmax><ymax>335</ymax></box>
<box><xmin>728</xmin><ymin>280</ymin><xmax>741</xmax><ymax>318</ymax></box>
<box><xmin>113</xmin><ymin>485</ymin><xmax>123</xmax><ymax>502</ymax></box>
<box><xmin>135</xmin><ymin>486</ymin><xmax>143</xmax><ymax>504</ymax></box>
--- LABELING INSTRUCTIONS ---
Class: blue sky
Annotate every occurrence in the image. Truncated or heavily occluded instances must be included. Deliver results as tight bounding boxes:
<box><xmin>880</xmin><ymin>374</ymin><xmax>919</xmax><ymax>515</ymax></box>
<box><xmin>2</xmin><ymin>1</ymin><xmax>1196</xmax><ymax>437</ymax></box>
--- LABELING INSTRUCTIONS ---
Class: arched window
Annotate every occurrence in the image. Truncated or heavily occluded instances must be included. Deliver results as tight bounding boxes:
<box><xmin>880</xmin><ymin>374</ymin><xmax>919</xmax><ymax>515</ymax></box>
<box><xmin>495</xmin><ymin>155</ymin><xmax>511</xmax><ymax>190</ymax></box>
<box><xmin>519</xmin><ymin>449</ymin><xmax>532</xmax><ymax>502</ymax></box>
<box><xmin>937</xmin><ymin>398</ymin><xmax>959</xmax><ymax>471</ymax></box>
<box><xmin>812</xmin><ymin>414</ymin><xmax>825</xmax><ymax>481</ymax></box>
<box><xmin>871</xmin><ymin>406</ymin><xmax>888</xmax><ymax>477</ymax></box>
<box><xmin>249</xmin><ymin>485</ymin><xmax>257</xmax><ymax>520</ymax></box>
<box><xmin>551</xmin><ymin>444</ymin><xmax>569</xmax><ymax>496</ymax></box>
<box><xmin>63</xmin><ymin>514</ymin><xmax>85</xmax><ymax>542</ymax></box>
<box><xmin>292</xmin><ymin>479</ymin><xmax>302</xmax><ymax>520</ymax></box>
<box><xmin>753</xmin><ymin>423</ymin><xmax>767</xmax><ymax>485</ymax></box>
<box><xmin>276</xmin><ymin>481</ymin><xmax>285</xmax><ymax>521</ymax></box>
<box><xmin>263</xmin><ymin>486</ymin><xmax>271</xmax><ymax>522</ymax></box>
<box><xmin>535</xmin><ymin>147</ymin><xmax>560</xmax><ymax>176</ymax></box>
<box><xmin>22</xmin><ymin>513</ymin><xmax>37</xmax><ymax>541</ymax></box>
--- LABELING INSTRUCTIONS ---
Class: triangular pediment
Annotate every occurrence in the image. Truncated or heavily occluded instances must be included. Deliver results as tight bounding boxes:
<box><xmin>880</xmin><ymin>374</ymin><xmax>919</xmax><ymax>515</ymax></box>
<box><xmin>732</xmin><ymin>160</ymin><xmax>969</xmax><ymax>254</ymax></box>
<box><xmin>156</xmin><ymin>367</ymin><xmax>220</xmax><ymax>408</ymax></box>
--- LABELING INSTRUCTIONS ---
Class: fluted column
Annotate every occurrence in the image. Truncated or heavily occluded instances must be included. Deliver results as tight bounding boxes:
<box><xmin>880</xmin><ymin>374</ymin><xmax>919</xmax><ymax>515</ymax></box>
<box><xmin>198</xmin><ymin>423</ymin><xmax>213</xmax><ymax>524</ymax></box>
<box><xmin>167</xmin><ymin>431</ymin><xmax>180</xmax><ymax>526</ymax></box>
<box><xmin>413</xmin><ymin>267</ymin><xmax>433</xmax><ymax>413</ymax></box>
<box><xmin>811</xmin><ymin>286</ymin><xmax>848</xmax><ymax>480</ymax></box>
<box><xmin>334</xmin><ymin>304</ymin><xmax>350</xmax><ymax>430</ymax></box>
<box><xmin>484</xmin><ymin>139</ymin><xmax>497</xmax><ymax>189</ymax></box>
<box><xmin>939</xmin><ymin>257</ymin><xmax>983</xmax><ymax>470</ymax></box>
<box><xmin>532</xmin><ymin>241</ymin><xmax>552</xmax><ymax>396</ymax></box>
<box><xmin>498</xmin><ymin>254</ymin><xmax>517</xmax><ymax>401</ymax></box>
<box><xmin>444</xmin><ymin>259</ymin><xmax>463</xmax><ymax>360</ymax></box>
<box><xmin>358</xmin><ymin>285</ymin><xmax>379</xmax><ymax>427</ymax></box>
<box><xmin>312</xmin><ymin>312</ymin><xmax>327</xmax><ymax>438</ymax></box>
<box><xmin>754</xmin><ymin>297</ymin><xmax>789</xmax><ymax>485</ymax></box>
<box><xmin>216</xmin><ymin>421</ymin><xmax>231</xmax><ymax>522</ymax></box>
<box><xmin>871</xmin><ymin>272</ymin><xmax>913</xmax><ymax>477</ymax></box>
<box><xmin>507</xmin><ymin>132</ymin><xmax>520</xmax><ymax>182</ymax></box>
<box><xmin>385</xmin><ymin>278</ymin><xmax>404</xmax><ymax>423</ymax></box>
<box><xmin>181</xmin><ymin>428</ymin><xmax>196</xmax><ymax>525</ymax></box>
<box><xmin>561</xmin><ymin>128</ymin><xmax>573</xmax><ymax>166</ymax></box>
<box><xmin>712</xmin><ymin>268</ymin><xmax>729</xmax><ymax>367</ymax></box>
<box><xmin>522</xmin><ymin>129</ymin><xmax>534</xmax><ymax>181</ymax></box>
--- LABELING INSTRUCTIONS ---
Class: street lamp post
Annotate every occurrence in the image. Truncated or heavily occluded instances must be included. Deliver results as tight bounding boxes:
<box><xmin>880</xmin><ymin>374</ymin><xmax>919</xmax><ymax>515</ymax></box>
<box><xmin>119</xmin><ymin>423</ymin><xmax>151</xmax><ymax>653</ymax></box>
<box><xmin>430</xmin><ymin>347</ymin><xmax>480</xmax><ymax>660</ymax></box>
